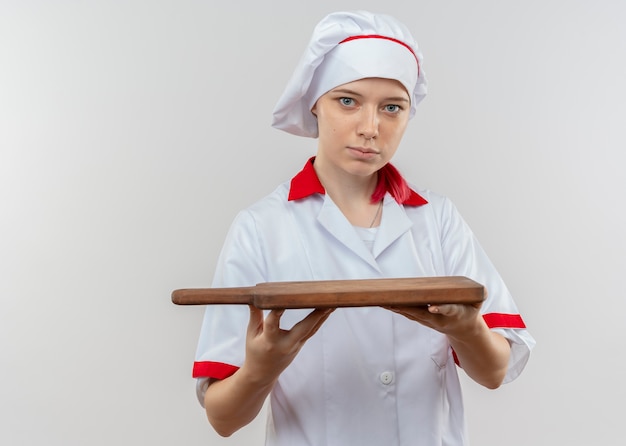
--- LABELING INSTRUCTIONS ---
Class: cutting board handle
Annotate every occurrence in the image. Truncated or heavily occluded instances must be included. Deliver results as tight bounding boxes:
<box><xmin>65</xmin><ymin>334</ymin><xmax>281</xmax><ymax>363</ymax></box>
<box><xmin>171</xmin><ymin>287</ymin><xmax>254</xmax><ymax>306</ymax></box>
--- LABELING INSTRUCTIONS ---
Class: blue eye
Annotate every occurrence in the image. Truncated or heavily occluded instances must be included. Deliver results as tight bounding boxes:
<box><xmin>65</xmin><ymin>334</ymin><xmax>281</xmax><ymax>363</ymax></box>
<box><xmin>385</xmin><ymin>104</ymin><xmax>401</xmax><ymax>113</ymax></box>
<box><xmin>340</xmin><ymin>97</ymin><xmax>355</xmax><ymax>106</ymax></box>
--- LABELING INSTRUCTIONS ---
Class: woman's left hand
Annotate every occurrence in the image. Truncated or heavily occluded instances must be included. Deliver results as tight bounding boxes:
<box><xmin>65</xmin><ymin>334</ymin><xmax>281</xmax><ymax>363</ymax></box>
<box><xmin>385</xmin><ymin>296</ymin><xmax>511</xmax><ymax>389</ymax></box>
<box><xmin>384</xmin><ymin>302</ymin><xmax>484</xmax><ymax>339</ymax></box>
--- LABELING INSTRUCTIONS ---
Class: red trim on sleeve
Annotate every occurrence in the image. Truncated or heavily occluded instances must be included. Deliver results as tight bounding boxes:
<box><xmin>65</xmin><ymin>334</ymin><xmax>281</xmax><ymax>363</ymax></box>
<box><xmin>192</xmin><ymin>361</ymin><xmax>239</xmax><ymax>379</ymax></box>
<box><xmin>452</xmin><ymin>313</ymin><xmax>527</xmax><ymax>367</ymax></box>
<box><xmin>483</xmin><ymin>313</ymin><xmax>527</xmax><ymax>329</ymax></box>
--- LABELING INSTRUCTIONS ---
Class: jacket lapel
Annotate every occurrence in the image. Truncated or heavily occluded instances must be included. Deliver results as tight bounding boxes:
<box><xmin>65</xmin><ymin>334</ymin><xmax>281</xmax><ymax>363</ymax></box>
<box><xmin>316</xmin><ymin>195</ymin><xmax>413</xmax><ymax>272</ymax></box>
<box><xmin>373</xmin><ymin>197</ymin><xmax>414</xmax><ymax>258</ymax></box>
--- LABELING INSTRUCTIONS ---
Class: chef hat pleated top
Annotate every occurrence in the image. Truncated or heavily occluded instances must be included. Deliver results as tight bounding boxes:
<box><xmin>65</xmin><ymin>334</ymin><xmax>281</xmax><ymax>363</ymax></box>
<box><xmin>271</xmin><ymin>10</ymin><xmax>428</xmax><ymax>138</ymax></box>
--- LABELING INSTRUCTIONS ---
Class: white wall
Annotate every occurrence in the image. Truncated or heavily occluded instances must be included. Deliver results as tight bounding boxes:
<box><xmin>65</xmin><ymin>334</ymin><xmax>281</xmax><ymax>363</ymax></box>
<box><xmin>1</xmin><ymin>0</ymin><xmax>624</xmax><ymax>444</ymax></box>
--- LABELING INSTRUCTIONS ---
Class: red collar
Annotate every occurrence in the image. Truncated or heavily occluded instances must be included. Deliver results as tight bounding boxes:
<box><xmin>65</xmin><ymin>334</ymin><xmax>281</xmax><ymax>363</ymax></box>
<box><xmin>288</xmin><ymin>157</ymin><xmax>428</xmax><ymax>206</ymax></box>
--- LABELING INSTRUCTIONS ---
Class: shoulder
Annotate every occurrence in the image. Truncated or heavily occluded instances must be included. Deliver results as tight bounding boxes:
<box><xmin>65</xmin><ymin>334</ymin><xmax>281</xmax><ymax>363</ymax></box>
<box><xmin>239</xmin><ymin>181</ymin><xmax>291</xmax><ymax>217</ymax></box>
<box><xmin>405</xmin><ymin>185</ymin><xmax>456</xmax><ymax>213</ymax></box>
<box><xmin>229</xmin><ymin>181</ymin><xmax>309</xmax><ymax>237</ymax></box>
<box><xmin>401</xmin><ymin>186</ymin><xmax>471</xmax><ymax>237</ymax></box>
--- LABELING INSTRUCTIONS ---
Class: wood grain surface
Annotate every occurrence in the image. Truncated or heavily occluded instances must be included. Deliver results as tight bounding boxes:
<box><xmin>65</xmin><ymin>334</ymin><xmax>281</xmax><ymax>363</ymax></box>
<box><xmin>171</xmin><ymin>276</ymin><xmax>484</xmax><ymax>309</ymax></box>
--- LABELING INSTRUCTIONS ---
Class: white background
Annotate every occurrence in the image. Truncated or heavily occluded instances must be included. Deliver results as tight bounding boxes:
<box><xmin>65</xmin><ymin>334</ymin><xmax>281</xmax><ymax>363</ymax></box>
<box><xmin>1</xmin><ymin>0</ymin><xmax>624</xmax><ymax>444</ymax></box>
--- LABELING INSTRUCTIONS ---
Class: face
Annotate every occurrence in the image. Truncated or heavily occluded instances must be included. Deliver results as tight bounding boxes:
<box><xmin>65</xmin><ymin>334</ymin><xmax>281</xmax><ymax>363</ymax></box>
<box><xmin>311</xmin><ymin>77</ymin><xmax>411</xmax><ymax>180</ymax></box>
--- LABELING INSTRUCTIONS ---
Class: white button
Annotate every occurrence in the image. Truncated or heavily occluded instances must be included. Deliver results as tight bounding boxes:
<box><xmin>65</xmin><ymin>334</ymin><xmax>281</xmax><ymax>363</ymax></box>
<box><xmin>379</xmin><ymin>371</ymin><xmax>394</xmax><ymax>385</ymax></box>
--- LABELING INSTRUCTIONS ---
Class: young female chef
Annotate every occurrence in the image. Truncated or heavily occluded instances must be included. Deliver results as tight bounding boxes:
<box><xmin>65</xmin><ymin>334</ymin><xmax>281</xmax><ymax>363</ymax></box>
<box><xmin>192</xmin><ymin>10</ymin><xmax>535</xmax><ymax>446</ymax></box>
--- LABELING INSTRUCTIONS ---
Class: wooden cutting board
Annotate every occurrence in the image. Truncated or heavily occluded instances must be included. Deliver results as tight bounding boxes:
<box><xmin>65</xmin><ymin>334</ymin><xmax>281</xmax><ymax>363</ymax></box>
<box><xmin>171</xmin><ymin>276</ymin><xmax>484</xmax><ymax>309</ymax></box>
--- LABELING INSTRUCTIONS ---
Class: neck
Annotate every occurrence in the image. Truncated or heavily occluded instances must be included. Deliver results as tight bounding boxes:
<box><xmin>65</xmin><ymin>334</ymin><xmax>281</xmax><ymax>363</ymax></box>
<box><xmin>316</xmin><ymin>167</ymin><xmax>377</xmax><ymax>204</ymax></box>
<box><xmin>313</xmin><ymin>162</ymin><xmax>381</xmax><ymax>227</ymax></box>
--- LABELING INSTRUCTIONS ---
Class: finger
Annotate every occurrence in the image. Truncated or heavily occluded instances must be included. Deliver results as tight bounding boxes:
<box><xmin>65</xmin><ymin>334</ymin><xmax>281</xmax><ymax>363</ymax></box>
<box><xmin>300</xmin><ymin>308</ymin><xmax>334</xmax><ymax>341</ymax></box>
<box><xmin>431</xmin><ymin>303</ymin><xmax>480</xmax><ymax>317</ymax></box>
<box><xmin>263</xmin><ymin>308</ymin><xmax>285</xmax><ymax>337</ymax></box>
<box><xmin>291</xmin><ymin>308</ymin><xmax>334</xmax><ymax>342</ymax></box>
<box><xmin>428</xmin><ymin>305</ymin><xmax>441</xmax><ymax>314</ymax></box>
<box><xmin>430</xmin><ymin>304</ymin><xmax>466</xmax><ymax>317</ymax></box>
<box><xmin>384</xmin><ymin>305</ymin><xmax>438</xmax><ymax>328</ymax></box>
<box><xmin>264</xmin><ymin>308</ymin><xmax>285</xmax><ymax>323</ymax></box>
<box><xmin>386</xmin><ymin>305</ymin><xmax>431</xmax><ymax>319</ymax></box>
<box><xmin>247</xmin><ymin>304</ymin><xmax>265</xmax><ymax>336</ymax></box>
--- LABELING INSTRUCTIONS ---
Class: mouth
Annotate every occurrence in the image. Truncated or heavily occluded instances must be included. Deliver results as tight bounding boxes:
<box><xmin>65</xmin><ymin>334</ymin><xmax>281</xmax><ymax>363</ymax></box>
<box><xmin>348</xmin><ymin>146</ymin><xmax>379</xmax><ymax>155</ymax></box>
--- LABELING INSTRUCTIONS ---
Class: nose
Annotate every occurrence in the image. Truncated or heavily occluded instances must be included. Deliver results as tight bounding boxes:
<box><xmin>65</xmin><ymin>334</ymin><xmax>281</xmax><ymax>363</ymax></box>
<box><xmin>357</xmin><ymin>106</ymin><xmax>379</xmax><ymax>140</ymax></box>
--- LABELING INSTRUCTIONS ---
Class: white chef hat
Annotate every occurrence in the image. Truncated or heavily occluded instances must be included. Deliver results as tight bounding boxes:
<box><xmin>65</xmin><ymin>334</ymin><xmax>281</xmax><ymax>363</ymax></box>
<box><xmin>271</xmin><ymin>10</ymin><xmax>427</xmax><ymax>138</ymax></box>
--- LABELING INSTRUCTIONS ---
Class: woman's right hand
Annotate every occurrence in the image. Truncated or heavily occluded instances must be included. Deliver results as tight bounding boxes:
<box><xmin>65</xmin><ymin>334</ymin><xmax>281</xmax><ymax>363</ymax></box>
<box><xmin>204</xmin><ymin>305</ymin><xmax>333</xmax><ymax>437</ymax></box>
<box><xmin>244</xmin><ymin>305</ymin><xmax>334</xmax><ymax>386</ymax></box>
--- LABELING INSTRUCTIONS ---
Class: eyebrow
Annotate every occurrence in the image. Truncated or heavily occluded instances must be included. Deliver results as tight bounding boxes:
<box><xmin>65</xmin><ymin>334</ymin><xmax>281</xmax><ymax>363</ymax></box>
<box><xmin>331</xmin><ymin>88</ymin><xmax>410</xmax><ymax>103</ymax></box>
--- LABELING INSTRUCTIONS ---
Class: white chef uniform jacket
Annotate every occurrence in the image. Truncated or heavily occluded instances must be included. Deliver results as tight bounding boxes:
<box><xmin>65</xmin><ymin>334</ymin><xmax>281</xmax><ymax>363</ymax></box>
<box><xmin>194</xmin><ymin>158</ymin><xmax>535</xmax><ymax>446</ymax></box>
